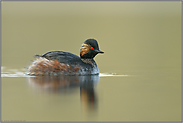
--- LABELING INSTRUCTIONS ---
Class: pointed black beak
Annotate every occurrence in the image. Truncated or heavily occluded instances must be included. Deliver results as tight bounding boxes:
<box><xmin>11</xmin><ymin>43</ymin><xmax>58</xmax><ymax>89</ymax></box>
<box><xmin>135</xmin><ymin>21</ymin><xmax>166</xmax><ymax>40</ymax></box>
<box><xmin>95</xmin><ymin>49</ymin><xmax>104</xmax><ymax>54</ymax></box>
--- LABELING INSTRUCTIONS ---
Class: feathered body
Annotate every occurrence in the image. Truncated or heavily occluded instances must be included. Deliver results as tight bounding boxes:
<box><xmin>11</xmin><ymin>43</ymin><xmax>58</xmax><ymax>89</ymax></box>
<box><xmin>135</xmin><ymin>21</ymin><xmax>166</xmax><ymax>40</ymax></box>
<box><xmin>27</xmin><ymin>39</ymin><xmax>104</xmax><ymax>76</ymax></box>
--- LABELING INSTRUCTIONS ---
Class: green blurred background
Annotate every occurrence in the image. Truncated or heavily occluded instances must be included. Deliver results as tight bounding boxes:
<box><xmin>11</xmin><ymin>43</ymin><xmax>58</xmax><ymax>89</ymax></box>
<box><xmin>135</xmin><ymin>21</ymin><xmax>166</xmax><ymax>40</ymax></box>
<box><xmin>2</xmin><ymin>1</ymin><xmax>181</xmax><ymax>74</ymax></box>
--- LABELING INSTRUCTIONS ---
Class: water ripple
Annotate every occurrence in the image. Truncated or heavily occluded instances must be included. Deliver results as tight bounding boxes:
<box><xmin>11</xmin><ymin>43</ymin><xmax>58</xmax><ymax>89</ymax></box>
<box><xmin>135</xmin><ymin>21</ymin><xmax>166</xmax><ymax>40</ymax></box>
<box><xmin>1</xmin><ymin>67</ymin><xmax>129</xmax><ymax>77</ymax></box>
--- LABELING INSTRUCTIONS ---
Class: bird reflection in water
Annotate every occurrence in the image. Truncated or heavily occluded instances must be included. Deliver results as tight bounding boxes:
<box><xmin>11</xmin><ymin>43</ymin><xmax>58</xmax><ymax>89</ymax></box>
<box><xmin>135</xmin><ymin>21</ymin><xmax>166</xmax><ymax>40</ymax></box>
<box><xmin>27</xmin><ymin>75</ymin><xmax>99</xmax><ymax>111</ymax></box>
<box><xmin>80</xmin><ymin>76</ymin><xmax>99</xmax><ymax>112</ymax></box>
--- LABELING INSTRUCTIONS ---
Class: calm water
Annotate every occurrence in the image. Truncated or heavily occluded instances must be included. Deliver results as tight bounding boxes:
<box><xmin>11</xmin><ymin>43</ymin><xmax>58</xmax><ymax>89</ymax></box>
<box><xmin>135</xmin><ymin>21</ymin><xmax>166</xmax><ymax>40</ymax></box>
<box><xmin>1</xmin><ymin>1</ymin><xmax>182</xmax><ymax>122</ymax></box>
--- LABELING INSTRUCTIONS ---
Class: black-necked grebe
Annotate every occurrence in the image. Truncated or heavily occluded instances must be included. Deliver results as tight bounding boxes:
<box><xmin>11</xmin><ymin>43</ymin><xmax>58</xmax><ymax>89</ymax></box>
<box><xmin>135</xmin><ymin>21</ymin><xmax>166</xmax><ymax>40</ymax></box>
<box><xmin>27</xmin><ymin>39</ymin><xmax>104</xmax><ymax>76</ymax></box>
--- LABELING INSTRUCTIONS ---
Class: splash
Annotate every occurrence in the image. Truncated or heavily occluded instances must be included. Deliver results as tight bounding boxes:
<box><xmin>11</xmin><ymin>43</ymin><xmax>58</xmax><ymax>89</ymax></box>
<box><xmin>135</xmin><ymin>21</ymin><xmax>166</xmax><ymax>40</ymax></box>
<box><xmin>99</xmin><ymin>73</ymin><xmax>129</xmax><ymax>77</ymax></box>
<box><xmin>1</xmin><ymin>66</ymin><xmax>31</xmax><ymax>77</ymax></box>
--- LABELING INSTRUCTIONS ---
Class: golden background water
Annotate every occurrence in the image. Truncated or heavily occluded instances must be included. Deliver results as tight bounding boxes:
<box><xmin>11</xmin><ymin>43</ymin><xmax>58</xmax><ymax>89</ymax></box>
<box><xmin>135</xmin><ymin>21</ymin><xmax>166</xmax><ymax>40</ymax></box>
<box><xmin>1</xmin><ymin>1</ymin><xmax>182</xmax><ymax>122</ymax></box>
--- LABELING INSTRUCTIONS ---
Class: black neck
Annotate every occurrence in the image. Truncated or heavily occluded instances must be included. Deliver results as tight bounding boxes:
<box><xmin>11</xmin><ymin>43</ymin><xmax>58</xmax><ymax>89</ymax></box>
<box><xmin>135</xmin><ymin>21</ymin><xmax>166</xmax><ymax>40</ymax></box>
<box><xmin>81</xmin><ymin>58</ymin><xmax>95</xmax><ymax>66</ymax></box>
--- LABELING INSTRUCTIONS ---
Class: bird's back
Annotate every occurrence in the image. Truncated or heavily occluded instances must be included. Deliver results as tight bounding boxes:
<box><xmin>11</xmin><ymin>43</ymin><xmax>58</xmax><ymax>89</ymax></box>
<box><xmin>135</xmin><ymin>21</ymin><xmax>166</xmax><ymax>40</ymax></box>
<box><xmin>39</xmin><ymin>51</ymin><xmax>81</xmax><ymax>64</ymax></box>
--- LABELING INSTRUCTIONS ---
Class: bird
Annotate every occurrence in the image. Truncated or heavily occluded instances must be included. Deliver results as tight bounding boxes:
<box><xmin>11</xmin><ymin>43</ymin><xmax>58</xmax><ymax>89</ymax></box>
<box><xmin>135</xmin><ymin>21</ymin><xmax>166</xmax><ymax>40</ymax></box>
<box><xmin>27</xmin><ymin>38</ymin><xmax>104</xmax><ymax>76</ymax></box>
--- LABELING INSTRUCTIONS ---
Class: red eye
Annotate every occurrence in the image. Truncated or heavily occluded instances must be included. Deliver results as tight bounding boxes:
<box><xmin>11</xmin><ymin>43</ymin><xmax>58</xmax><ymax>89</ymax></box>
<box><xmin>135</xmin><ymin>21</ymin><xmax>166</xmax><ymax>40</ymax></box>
<box><xmin>91</xmin><ymin>47</ymin><xmax>94</xmax><ymax>50</ymax></box>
